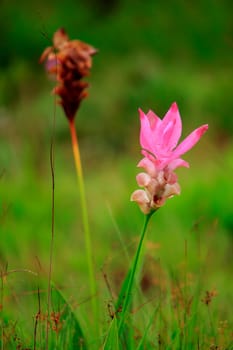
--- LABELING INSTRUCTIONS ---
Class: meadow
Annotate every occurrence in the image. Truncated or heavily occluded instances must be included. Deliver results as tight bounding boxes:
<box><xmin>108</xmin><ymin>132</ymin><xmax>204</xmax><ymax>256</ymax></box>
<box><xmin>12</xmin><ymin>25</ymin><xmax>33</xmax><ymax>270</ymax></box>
<box><xmin>0</xmin><ymin>1</ymin><xmax>233</xmax><ymax>349</ymax></box>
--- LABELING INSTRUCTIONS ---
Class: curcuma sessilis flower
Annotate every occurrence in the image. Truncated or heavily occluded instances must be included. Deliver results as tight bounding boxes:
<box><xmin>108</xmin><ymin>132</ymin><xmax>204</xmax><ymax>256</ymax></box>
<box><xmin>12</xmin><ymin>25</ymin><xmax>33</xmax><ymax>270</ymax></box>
<box><xmin>131</xmin><ymin>103</ymin><xmax>208</xmax><ymax>214</ymax></box>
<box><xmin>40</xmin><ymin>28</ymin><xmax>97</xmax><ymax>121</ymax></box>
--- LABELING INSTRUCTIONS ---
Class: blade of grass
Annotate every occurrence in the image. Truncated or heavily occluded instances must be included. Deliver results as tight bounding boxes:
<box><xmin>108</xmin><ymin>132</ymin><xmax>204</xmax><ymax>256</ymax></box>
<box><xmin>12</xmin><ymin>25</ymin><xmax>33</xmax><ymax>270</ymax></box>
<box><xmin>136</xmin><ymin>304</ymin><xmax>159</xmax><ymax>350</ymax></box>
<box><xmin>0</xmin><ymin>267</ymin><xmax>4</xmax><ymax>350</ymax></box>
<box><xmin>51</xmin><ymin>282</ymin><xmax>87</xmax><ymax>350</ymax></box>
<box><xmin>103</xmin><ymin>316</ymin><xmax>119</xmax><ymax>350</ymax></box>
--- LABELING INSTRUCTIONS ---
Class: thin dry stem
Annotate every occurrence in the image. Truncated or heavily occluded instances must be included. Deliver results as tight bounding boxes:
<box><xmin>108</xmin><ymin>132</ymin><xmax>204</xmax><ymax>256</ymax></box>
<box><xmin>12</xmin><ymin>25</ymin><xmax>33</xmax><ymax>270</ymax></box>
<box><xmin>45</xmin><ymin>74</ymin><xmax>57</xmax><ymax>350</ymax></box>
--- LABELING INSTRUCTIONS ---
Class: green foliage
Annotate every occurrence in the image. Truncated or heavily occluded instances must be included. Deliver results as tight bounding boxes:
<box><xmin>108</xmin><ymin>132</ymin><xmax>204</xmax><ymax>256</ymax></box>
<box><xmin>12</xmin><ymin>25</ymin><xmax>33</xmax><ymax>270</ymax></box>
<box><xmin>103</xmin><ymin>316</ymin><xmax>120</xmax><ymax>350</ymax></box>
<box><xmin>49</xmin><ymin>285</ymin><xmax>87</xmax><ymax>349</ymax></box>
<box><xmin>1</xmin><ymin>141</ymin><xmax>233</xmax><ymax>349</ymax></box>
<box><xmin>136</xmin><ymin>304</ymin><xmax>159</xmax><ymax>350</ymax></box>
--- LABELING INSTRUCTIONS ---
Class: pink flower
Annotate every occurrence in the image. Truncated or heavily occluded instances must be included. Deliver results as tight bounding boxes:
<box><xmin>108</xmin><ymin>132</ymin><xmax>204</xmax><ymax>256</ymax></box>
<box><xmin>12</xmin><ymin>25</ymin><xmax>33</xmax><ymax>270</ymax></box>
<box><xmin>139</xmin><ymin>102</ymin><xmax>208</xmax><ymax>170</ymax></box>
<box><xmin>131</xmin><ymin>103</ymin><xmax>208</xmax><ymax>214</ymax></box>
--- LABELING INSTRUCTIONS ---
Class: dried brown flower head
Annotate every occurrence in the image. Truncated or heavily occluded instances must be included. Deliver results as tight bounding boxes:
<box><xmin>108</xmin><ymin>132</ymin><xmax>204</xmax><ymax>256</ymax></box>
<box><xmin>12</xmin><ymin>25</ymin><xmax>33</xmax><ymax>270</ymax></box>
<box><xmin>201</xmin><ymin>289</ymin><xmax>218</xmax><ymax>306</ymax></box>
<box><xmin>40</xmin><ymin>28</ymin><xmax>97</xmax><ymax>121</ymax></box>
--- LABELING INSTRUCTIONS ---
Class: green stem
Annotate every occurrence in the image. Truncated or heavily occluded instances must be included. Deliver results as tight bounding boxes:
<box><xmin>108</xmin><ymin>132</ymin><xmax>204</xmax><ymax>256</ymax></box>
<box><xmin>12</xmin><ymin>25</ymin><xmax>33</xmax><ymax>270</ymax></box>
<box><xmin>118</xmin><ymin>210</ymin><xmax>155</xmax><ymax>334</ymax></box>
<box><xmin>69</xmin><ymin>119</ymin><xmax>98</xmax><ymax>332</ymax></box>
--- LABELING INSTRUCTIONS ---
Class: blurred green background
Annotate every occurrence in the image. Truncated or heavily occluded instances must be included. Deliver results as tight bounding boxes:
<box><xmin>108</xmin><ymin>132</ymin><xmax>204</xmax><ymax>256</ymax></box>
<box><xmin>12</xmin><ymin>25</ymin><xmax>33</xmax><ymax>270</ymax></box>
<box><xmin>0</xmin><ymin>0</ymin><xmax>233</xmax><ymax>317</ymax></box>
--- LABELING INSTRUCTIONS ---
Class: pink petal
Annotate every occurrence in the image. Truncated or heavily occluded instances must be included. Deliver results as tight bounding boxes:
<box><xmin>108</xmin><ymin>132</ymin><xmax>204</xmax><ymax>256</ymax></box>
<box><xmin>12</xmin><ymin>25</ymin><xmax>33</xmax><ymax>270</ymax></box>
<box><xmin>130</xmin><ymin>189</ymin><xmax>149</xmax><ymax>203</ymax></box>
<box><xmin>136</xmin><ymin>172</ymin><xmax>151</xmax><ymax>187</ymax></box>
<box><xmin>158</xmin><ymin>102</ymin><xmax>182</xmax><ymax>151</ymax></box>
<box><xmin>137</xmin><ymin>157</ymin><xmax>158</xmax><ymax>177</ymax></box>
<box><xmin>146</xmin><ymin>157</ymin><xmax>173</xmax><ymax>171</ymax></box>
<box><xmin>130</xmin><ymin>189</ymin><xmax>151</xmax><ymax>214</ymax></box>
<box><xmin>164</xmin><ymin>170</ymin><xmax>178</xmax><ymax>184</ymax></box>
<box><xmin>163</xmin><ymin>182</ymin><xmax>181</xmax><ymax>198</ymax></box>
<box><xmin>144</xmin><ymin>155</ymin><xmax>168</xmax><ymax>170</ymax></box>
<box><xmin>139</xmin><ymin>109</ymin><xmax>155</xmax><ymax>154</ymax></box>
<box><xmin>174</xmin><ymin>124</ymin><xmax>208</xmax><ymax>158</ymax></box>
<box><xmin>147</xmin><ymin>110</ymin><xmax>161</xmax><ymax>130</ymax></box>
<box><xmin>168</xmin><ymin>158</ymin><xmax>190</xmax><ymax>170</ymax></box>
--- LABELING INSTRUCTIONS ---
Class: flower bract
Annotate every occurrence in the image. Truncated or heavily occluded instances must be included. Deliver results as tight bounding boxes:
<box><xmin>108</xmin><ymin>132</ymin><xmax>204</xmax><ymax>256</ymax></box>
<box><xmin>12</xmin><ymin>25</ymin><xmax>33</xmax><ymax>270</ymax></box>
<box><xmin>131</xmin><ymin>103</ymin><xmax>208</xmax><ymax>214</ymax></box>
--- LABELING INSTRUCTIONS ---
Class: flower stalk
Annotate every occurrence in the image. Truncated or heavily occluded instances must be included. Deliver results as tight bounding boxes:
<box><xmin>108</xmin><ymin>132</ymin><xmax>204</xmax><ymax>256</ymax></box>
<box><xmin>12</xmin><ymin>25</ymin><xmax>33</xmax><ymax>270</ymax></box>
<box><xmin>117</xmin><ymin>210</ymin><xmax>155</xmax><ymax>335</ymax></box>
<box><xmin>69</xmin><ymin>118</ymin><xmax>98</xmax><ymax>327</ymax></box>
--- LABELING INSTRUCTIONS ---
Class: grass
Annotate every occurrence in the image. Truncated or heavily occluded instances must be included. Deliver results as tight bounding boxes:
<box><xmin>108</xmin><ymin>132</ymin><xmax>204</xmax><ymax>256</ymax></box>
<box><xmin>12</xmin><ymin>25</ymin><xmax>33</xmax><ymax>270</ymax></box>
<box><xmin>1</xmin><ymin>136</ymin><xmax>233</xmax><ymax>348</ymax></box>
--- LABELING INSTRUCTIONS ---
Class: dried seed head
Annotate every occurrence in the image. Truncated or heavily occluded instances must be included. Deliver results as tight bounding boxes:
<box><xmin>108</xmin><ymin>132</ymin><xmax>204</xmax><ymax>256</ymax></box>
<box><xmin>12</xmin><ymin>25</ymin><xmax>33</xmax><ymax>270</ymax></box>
<box><xmin>201</xmin><ymin>289</ymin><xmax>218</xmax><ymax>306</ymax></box>
<box><xmin>40</xmin><ymin>28</ymin><xmax>97</xmax><ymax>121</ymax></box>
